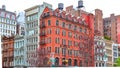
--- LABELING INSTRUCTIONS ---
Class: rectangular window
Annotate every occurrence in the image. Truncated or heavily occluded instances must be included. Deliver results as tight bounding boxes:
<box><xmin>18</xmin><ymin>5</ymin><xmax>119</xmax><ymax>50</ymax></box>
<box><xmin>55</xmin><ymin>28</ymin><xmax>60</xmax><ymax>35</ymax></box>
<box><xmin>55</xmin><ymin>37</ymin><xmax>60</xmax><ymax>44</ymax></box>
<box><xmin>68</xmin><ymin>40</ymin><xmax>72</xmax><ymax>46</ymax></box>
<box><xmin>68</xmin><ymin>32</ymin><xmax>72</xmax><ymax>38</ymax></box>
<box><xmin>56</xmin><ymin>20</ymin><xmax>59</xmax><ymax>26</ymax></box>
<box><xmin>62</xmin><ymin>39</ymin><xmax>66</xmax><ymax>45</ymax></box>
<box><xmin>74</xmin><ymin>25</ymin><xmax>77</xmax><ymax>31</ymax></box>
<box><xmin>48</xmin><ymin>20</ymin><xmax>51</xmax><ymax>26</ymax></box>
<box><xmin>62</xmin><ymin>48</ymin><xmax>66</xmax><ymax>55</ymax></box>
<box><xmin>62</xmin><ymin>22</ymin><xmax>65</xmax><ymax>27</ymax></box>
<box><xmin>62</xmin><ymin>30</ymin><xmax>66</xmax><ymax>36</ymax></box>
<box><xmin>68</xmin><ymin>24</ymin><xmax>71</xmax><ymax>29</ymax></box>
<box><xmin>79</xmin><ymin>27</ymin><xmax>82</xmax><ymax>32</ymax></box>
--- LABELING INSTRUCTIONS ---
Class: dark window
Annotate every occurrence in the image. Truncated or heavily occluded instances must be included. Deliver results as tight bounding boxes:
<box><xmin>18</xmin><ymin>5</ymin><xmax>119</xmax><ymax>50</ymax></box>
<box><xmin>55</xmin><ymin>37</ymin><xmax>60</xmax><ymax>44</ymax></box>
<box><xmin>74</xmin><ymin>59</ymin><xmax>78</xmax><ymax>66</ymax></box>
<box><xmin>56</xmin><ymin>20</ymin><xmax>59</xmax><ymax>26</ymax></box>
<box><xmin>62</xmin><ymin>39</ymin><xmax>66</xmax><ymax>45</ymax></box>
<box><xmin>68</xmin><ymin>59</ymin><xmax>72</xmax><ymax>66</ymax></box>
<box><xmin>48</xmin><ymin>37</ymin><xmax>51</xmax><ymax>43</ymax></box>
<box><xmin>80</xmin><ymin>60</ymin><xmax>82</xmax><ymax>66</ymax></box>
<box><xmin>55</xmin><ymin>57</ymin><xmax>59</xmax><ymax>66</ymax></box>
<box><xmin>62</xmin><ymin>22</ymin><xmax>65</xmax><ymax>27</ymax></box>
<box><xmin>74</xmin><ymin>25</ymin><xmax>77</xmax><ymax>31</ymax></box>
<box><xmin>55</xmin><ymin>47</ymin><xmax>60</xmax><ymax>54</ymax></box>
<box><xmin>62</xmin><ymin>48</ymin><xmax>66</xmax><ymax>55</ymax></box>
<box><xmin>79</xmin><ymin>27</ymin><xmax>82</xmax><ymax>32</ymax></box>
<box><xmin>68</xmin><ymin>40</ymin><xmax>72</xmax><ymax>46</ymax></box>
<box><xmin>62</xmin><ymin>58</ymin><xmax>66</xmax><ymax>66</ymax></box>
<box><xmin>96</xmin><ymin>63</ymin><xmax>98</xmax><ymax>67</ymax></box>
<box><xmin>102</xmin><ymin>63</ymin><xmax>104</xmax><ymax>67</ymax></box>
<box><xmin>62</xmin><ymin>30</ymin><xmax>66</xmax><ymax>36</ymax></box>
<box><xmin>84</xmin><ymin>28</ymin><xmax>87</xmax><ymax>33</ymax></box>
<box><xmin>68</xmin><ymin>24</ymin><xmax>71</xmax><ymax>29</ymax></box>
<box><xmin>48</xmin><ymin>28</ymin><xmax>51</xmax><ymax>34</ymax></box>
<box><xmin>48</xmin><ymin>20</ymin><xmax>51</xmax><ymax>26</ymax></box>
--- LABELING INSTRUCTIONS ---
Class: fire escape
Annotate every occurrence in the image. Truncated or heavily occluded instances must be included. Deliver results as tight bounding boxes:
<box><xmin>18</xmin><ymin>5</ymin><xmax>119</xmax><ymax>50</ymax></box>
<box><xmin>37</xmin><ymin>18</ymin><xmax>48</xmax><ymax>66</ymax></box>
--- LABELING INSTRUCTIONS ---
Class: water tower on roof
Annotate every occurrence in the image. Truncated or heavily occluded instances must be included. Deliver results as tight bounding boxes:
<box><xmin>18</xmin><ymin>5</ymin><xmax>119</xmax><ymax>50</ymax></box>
<box><xmin>58</xmin><ymin>3</ymin><xmax>64</xmax><ymax>10</ymax></box>
<box><xmin>78</xmin><ymin>0</ymin><xmax>84</xmax><ymax>8</ymax></box>
<box><xmin>2</xmin><ymin>5</ymin><xmax>6</xmax><ymax>11</ymax></box>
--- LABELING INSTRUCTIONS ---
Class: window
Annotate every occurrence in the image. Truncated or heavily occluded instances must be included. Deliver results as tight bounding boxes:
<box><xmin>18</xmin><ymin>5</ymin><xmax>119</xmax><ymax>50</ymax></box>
<box><xmin>74</xmin><ymin>25</ymin><xmax>77</xmax><ymax>31</ymax></box>
<box><xmin>62</xmin><ymin>22</ymin><xmax>65</xmax><ymax>27</ymax></box>
<box><xmin>96</xmin><ymin>63</ymin><xmax>98</xmax><ymax>67</ymax></box>
<box><xmin>79</xmin><ymin>27</ymin><xmax>82</xmax><ymax>32</ymax></box>
<box><xmin>55</xmin><ymin>47</ymin><xmax>60</xmax><ymax>54</ymax></box>
<box><xmin>80</xmin><ymin>60</ymin><xmax>82</xmax><ymax>66</ymax></box>
<box><xmin>48</xmin><ymin>20</ymin><xmax>51</xmax><ymax>26</ymax></box>
<box><xmin>56</xmin><ymin>20</ymin><xmax>59</xmax><ymax>26</ymax></box>
<box><xmin>55</xmin><ymin>28</ymin><xmax>60</xmax><ymax>35</ymax></box>
<box><xmin>62</xmin><ymin>30</ymin><xmax>66</xmax><ymax>36</ymax></box>
<box><xmin>48</xmin><ymin>37</ymin><xmax>51</xmax><ymax>43</ymax></box>
<box><xmin>68</xmin><ymin>24</ymin><xmax>71</xmax><ymax>29</ymax></box>
<box><xmin>68</xmin><ymin>49</ymin><xmax>72</xmax><ymax>56</ymax></box>
<box><xmin>68</xmin><ymin>40</ymin><xmax>72</xmax><ymax>46</ymax></box>
<box><xmin>62</xmin><ymin>39</ymin><xmax>66</xmax><ymax>45</ymax></box>
<box><xmin>84</xmin><ymin>28</ymin><xmax>87</xmax><ymax>33</ymax></box>
<box><xmin>55</xmin><ymin>37</ymin><xmax>60</xmax><ymax>44</ymax></box>
<box><xmin>47</xmin><ymin>28</ymin><xmax>51</xmax><ymax>34</ymax></box>
<box><xmin>68</xmin><ymin>32</ymin><xmax>72</xmax><ymax>38</ymax></box>
<box><xmin>62</xmin><ymin>48</ymin><xmax>66</xmax><ymax>55</ymax></box>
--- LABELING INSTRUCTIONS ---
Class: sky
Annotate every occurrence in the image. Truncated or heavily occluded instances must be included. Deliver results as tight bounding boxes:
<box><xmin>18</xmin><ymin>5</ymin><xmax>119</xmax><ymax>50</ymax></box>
<box><xmin>0</xmin><ymin>0</ymin><xmax>120</xmax><ymax>18</ymax></box>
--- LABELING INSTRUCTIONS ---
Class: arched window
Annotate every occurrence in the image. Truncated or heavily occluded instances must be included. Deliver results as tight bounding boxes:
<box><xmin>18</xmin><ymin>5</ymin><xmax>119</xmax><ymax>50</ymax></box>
<box><xmin>55</xmin><ymin>57</ymin><xmax>59</xmax><ymax>66</ymax></box>
<box><xmin>68</xmin><ymin>59</ymin><xmax>72</xmax><ymax>66</ymax></box>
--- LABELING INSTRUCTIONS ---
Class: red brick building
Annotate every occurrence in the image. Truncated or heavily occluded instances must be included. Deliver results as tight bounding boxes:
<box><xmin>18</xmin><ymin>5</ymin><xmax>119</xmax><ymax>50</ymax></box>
<box><xmin>2</xmin><ymin>36</ymin><xmax>14</xmax><ymax>68</ymax></box>
<box><xmin>37</xmin><ymin>5</ymin><xmax>94</xmax><ymax>67</ymax></box>
<box><xmin>103</xmin><ymin>14</ymin><xmax>120</xmax><ymax>44</ymax></box>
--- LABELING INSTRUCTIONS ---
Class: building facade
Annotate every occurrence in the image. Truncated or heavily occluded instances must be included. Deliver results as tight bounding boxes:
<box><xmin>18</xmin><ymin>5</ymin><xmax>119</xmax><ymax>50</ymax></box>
<box><xmin>94</xmin><ymin>35</ymin><xmax>106</xmax><ymax>67</ymax></box>
<box><xmin>14</xmin><ymin>35</ymin><xmax>26</xmax><ymax>67</ymax></box>
<box><xmin>2</xmin><ymin>36</ymin><xmax>14</xmax><ymax>68</ymax></box>
<box><xmin>38</xmin><ymin>4</ymin><xmax>94</xmax><ymax>66</ymax></box>
<box><xmin>24</xmin><ymin>2</ymin><xmax>52</xmax><ymax>66</ymax></box>
<box><xmin>94</xmin><ymin>9</ymin><xmax>103</xmax><ymax>36</ymax></box>
<box><xmin>112</xmin><ymin>43</ymin><xmax>119</xmax><ymax>65</ymax></box>
<box><xmin>105</xmin><ymin>40</ymin><xmax>113</xmax><ymax>67</ymax></box>
<box><xmin>103</xmin><ymin>14</ymin><xmax>120</xmax><ymax>44</ymax></box>
<box><xmin>0</xmin><ymin>5</ymin><xmax>17</xmax><ymax>36</ymax></box>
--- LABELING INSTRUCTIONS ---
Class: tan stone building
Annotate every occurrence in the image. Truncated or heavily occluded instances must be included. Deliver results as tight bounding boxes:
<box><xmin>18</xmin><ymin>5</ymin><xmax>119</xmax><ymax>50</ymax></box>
<box><xmin>105</xmin><ymin>40</ymin><xmax>113</xmax><ymax>67</ymax></box>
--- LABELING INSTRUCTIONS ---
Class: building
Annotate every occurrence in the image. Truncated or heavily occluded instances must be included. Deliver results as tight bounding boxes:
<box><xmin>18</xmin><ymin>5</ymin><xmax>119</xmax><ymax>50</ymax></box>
<box><xmin>16</xmin><ymin>23</ymin><xmax>25</xmax><ymax>36</ymax></box>
<box><xmin>94</xmin><ymin>35</ymin><xmax>106</xmax><ymax>67</ymax></box>
<box><xmin>112</xmin><ymin>43</ymin><xmax>119</xmax><ymax>65</ymax></box>
<box><xmin>105</xmin><ymin>40</ymin><xmax>113</xmax><ymax>67</ymax></box>
<box><xmin>38</xmin><ymin>2</ymin><xmax>94</xmax><ymax>67</ymax></box>
<box><xmin>24</xmin><ymin>2</ymin><xmax>52</xmax><ymax>66</ymax></box>
<box><xmin>14</xmin><ymin>35</ymin><xmax>26</xmax><ymax>67</ymax></box>
<box><xmin>16</xmin><ymin>12</ymin><xmax>25</xmax><ymax>36</ymax></box>
<box><xmin>94</xmin><ymin>9</ymin><xmax>103</xmax><ymax>36</ymax></box>
<box><xmin>2</xmin><ymin>36</ymin><xmax>14</xmax><ymax>68</ymax></box>
<box><xmin>103</xmin><ymin>14</ymin><xmax>120</xmax><ymax>44</ymax></box>
<box><xmin>0</xmin><ymin>5</ymin><xmax>17</xmax><ymax>36</ymax></box>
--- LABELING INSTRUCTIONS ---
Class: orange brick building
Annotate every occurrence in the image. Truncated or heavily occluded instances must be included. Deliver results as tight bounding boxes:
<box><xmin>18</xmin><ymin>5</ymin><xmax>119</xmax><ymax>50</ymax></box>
<box><xmin>2</xmin><ymin>36</ymin><xmax>14</xmax><ymax>68</ymax></box>
<box><xmin>38</xmin><ymin>6</ymin><xmax>94</xmax><ymax>67</ymax></box>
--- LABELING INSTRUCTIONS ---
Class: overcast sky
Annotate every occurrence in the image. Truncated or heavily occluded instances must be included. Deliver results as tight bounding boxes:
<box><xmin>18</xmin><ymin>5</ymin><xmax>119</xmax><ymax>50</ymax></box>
<box><xmin>0</xmin><ymin>0</ymin><xmax>120</xmax><ymax>18</ymax></box>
